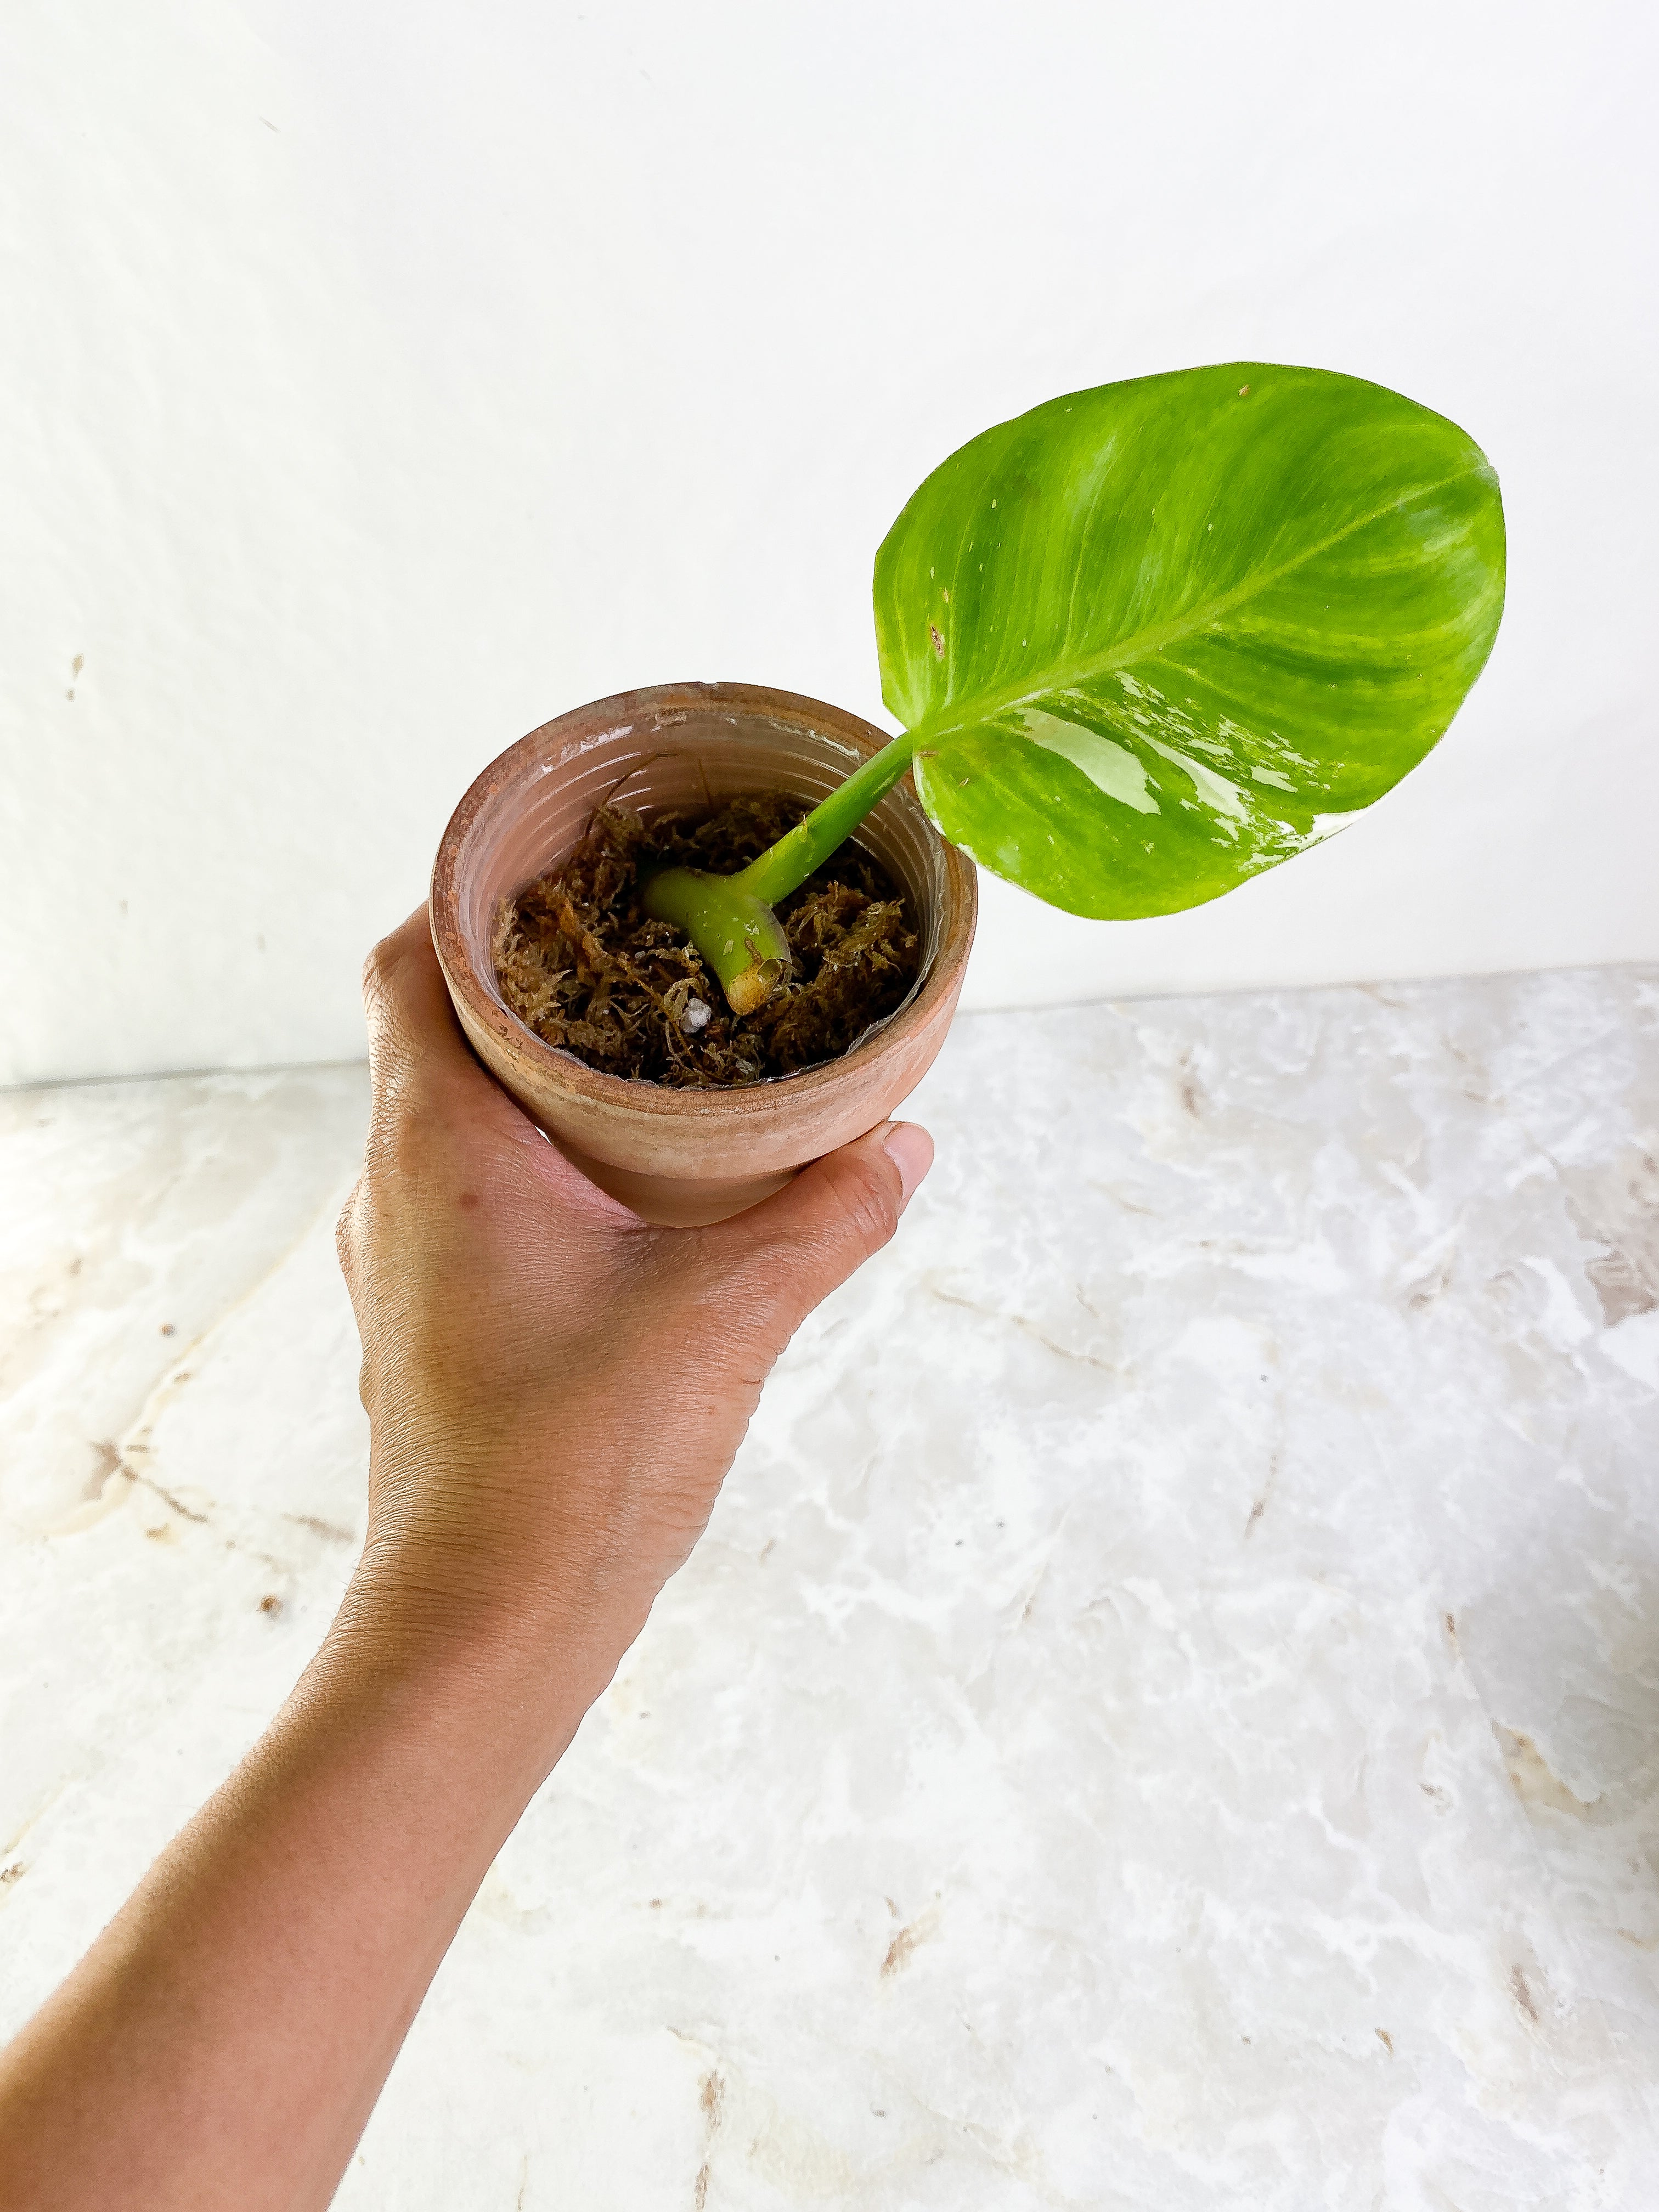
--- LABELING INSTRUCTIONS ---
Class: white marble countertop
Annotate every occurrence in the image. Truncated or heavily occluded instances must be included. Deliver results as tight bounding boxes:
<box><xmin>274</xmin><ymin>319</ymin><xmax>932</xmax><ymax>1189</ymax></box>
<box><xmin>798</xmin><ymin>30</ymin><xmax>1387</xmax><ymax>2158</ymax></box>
<box><xmin>4</xmin><ymin>968</ymin><xmax>1658</xmax><ymax>2208</ymax></box>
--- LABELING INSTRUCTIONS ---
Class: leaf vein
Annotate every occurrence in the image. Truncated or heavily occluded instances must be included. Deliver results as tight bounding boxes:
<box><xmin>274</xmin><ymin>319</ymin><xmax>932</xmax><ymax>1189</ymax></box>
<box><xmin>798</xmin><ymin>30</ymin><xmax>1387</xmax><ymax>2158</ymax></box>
<box><xmin>917</xmin><ymin>464</ymin><xmax>1488</xmax><ymax>743</ymax></box>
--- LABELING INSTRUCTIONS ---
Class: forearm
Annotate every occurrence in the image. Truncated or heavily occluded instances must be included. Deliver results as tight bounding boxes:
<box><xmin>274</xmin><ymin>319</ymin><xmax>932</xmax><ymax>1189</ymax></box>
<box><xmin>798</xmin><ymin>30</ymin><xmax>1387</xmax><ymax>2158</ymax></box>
<box><xmin>0</xmin><ymin>1577</ymin><xmax>596</xmax><ymax>2212</ymax></box>
<box><xmin>0</xmin><ymin>907</ymin><xmax>924</xmax><ymax>2209</ymax></box>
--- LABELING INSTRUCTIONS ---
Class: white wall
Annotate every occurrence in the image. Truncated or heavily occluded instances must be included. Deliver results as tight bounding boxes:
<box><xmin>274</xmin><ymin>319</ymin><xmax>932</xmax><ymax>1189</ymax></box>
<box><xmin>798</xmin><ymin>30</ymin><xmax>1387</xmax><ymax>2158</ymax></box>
<box><xmin>3</xmin><ymin>0</ymin><xmax>1654</xmax><ymax>1085</ymax></box>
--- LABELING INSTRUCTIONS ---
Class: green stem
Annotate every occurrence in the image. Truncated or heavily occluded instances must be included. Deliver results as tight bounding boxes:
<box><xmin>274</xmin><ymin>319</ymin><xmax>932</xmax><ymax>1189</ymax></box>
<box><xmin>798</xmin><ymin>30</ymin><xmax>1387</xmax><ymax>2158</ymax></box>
<box><xmin>640</xmin><ymin>868</ymin><xmax>792</xmax><ymax>1018</ymax></box>
<box><xmin>731</xmin><ymin>727</ymin><xmax>918</xmax><ymax>907</ymax></box>
<box><xmin>641</xmin><ymin>727</ymin><xmax>918</xmax><ymax>1017</ymax></box>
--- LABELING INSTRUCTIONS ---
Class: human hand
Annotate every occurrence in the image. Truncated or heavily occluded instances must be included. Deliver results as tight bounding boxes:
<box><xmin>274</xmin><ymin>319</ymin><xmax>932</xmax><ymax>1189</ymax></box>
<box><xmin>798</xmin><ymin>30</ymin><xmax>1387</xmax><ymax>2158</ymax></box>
<box><xmin>0</xmin><ymin>908</ymin><xmax>932</xmax><ymax>2212</ymax></box>
<box><xmin>333</xmin><ymin>907</ymin><xmax>932</xmax><ymax>1735</ymax></box>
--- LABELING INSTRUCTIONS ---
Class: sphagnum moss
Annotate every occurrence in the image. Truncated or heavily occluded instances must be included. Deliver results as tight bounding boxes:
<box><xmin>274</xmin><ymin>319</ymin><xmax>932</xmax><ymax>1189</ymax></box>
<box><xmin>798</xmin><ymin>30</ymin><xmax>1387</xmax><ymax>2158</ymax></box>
<box><xmin>493</xmin><ymin>798</ymin><xmax>920</xmax><ymax>1088</ymax></box>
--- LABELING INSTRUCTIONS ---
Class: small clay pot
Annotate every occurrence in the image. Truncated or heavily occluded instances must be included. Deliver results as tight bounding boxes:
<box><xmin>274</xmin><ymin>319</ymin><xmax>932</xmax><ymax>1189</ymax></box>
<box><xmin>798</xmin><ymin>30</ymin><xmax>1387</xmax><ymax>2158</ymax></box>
<box><xmin>430</xmin><ymin>681</ymin><xmax>978</xmax><ymax>1226</ymax></box>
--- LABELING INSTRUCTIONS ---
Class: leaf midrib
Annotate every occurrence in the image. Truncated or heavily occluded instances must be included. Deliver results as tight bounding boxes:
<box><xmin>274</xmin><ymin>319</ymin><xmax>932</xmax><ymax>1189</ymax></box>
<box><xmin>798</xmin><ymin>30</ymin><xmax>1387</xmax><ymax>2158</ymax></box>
<box><xmin>909</xmin><ymin>464</ymin><xmax>1486</xmax><ymax>745</ymax></box>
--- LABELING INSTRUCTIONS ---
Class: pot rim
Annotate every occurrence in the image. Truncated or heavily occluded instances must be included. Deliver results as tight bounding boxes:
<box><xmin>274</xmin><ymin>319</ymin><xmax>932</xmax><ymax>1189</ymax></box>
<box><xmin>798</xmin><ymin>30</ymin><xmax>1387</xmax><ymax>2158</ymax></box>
<box><xmin>429</xmin><ymin>679</ymin><xmax>978</xmax><ymax>1128</ymax></box>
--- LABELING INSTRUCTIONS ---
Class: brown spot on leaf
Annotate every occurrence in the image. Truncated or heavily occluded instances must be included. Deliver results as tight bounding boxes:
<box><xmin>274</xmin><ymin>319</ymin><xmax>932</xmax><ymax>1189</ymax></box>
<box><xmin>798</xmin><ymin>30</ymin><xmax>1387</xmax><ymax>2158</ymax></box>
<box><xmin>928</xmin><ymin>623</ymin><xmax>945</xmax><ymax>659</ymax></box>
<box><xmin>1511</xmin><ymin>1963</ymin><xmax>1539</xmax><ymax>2023</ymax></box>
<box><xmin>1375</xmin><ymin>2028</ymin><xmax>1394</xmax><ymax>2055</ymax></box>
<box><xmin>259</xmin><ymin>1594</ymin><xmax>283</xmax><ymax>1616</ymax></box>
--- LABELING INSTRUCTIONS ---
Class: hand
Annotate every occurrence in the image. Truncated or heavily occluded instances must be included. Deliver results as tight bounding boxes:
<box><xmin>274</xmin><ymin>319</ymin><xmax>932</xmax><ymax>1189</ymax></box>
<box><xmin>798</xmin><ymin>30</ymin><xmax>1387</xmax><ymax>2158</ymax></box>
<box><xmin>334</xmin><ymin>907</ymin><xmax>933</xmax><ymax>1728</ymax></box>
<box><xmin>0</xmin><ymin>905</ymin><xmax>933</xmax><ymax>2212</ymax></box>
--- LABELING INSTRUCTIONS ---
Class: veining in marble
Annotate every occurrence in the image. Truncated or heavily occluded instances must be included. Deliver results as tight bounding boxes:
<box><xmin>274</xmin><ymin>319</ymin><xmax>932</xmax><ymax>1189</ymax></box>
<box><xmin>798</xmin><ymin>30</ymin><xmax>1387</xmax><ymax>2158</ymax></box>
<box><xmin>2</xmin><ymin>971</ymin><xmax>1657</xmax><ymax>2207</ymax></box>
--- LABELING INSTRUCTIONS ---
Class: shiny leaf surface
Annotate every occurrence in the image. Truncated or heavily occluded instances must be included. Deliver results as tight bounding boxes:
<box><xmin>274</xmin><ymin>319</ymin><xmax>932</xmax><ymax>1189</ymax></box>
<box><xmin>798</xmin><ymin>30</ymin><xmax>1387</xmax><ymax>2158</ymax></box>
<box><xmin>874</xmin><ymin>363</ymin><xmax>1505</xmax><ymax>917</ymax></box>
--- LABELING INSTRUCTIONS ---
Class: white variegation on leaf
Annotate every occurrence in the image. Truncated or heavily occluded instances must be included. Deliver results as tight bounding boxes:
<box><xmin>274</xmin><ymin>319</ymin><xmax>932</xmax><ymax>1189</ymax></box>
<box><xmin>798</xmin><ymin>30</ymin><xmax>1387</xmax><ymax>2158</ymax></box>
<box><xmin>647</xmin><ymin>363</ymin><xmax>1505</xmax><ymax>1012</ymax></box>
<box><xmin>880</xmin><ymin>362</ymin><xmax>1506</xmax><ymax>919</ymax></box>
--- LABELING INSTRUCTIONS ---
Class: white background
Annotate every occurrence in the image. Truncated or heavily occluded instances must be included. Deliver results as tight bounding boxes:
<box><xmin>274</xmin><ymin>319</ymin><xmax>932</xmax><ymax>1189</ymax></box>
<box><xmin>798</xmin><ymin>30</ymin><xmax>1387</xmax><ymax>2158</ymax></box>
<box><xmin>2</xmin><ymin>0</ymin><xmax>1654</xmax><ymax>1085</ymax></box>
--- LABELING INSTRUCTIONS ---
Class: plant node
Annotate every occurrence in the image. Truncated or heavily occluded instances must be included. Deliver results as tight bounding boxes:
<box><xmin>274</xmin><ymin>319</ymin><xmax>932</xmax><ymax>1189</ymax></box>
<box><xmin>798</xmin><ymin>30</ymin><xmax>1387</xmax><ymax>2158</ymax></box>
<box><xmin>641</xmin><ymin>867</ymin><xmax>792</xmax><ymax>1014</ymax></box>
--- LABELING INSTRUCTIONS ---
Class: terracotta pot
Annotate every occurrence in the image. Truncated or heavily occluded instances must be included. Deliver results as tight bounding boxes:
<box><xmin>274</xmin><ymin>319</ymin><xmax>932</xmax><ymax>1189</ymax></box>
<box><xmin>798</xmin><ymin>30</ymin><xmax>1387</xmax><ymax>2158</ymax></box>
<box><xmin>430</xmin><ymin>681</ymin><xmax>978</xmax><ymax>1226</ymax></box>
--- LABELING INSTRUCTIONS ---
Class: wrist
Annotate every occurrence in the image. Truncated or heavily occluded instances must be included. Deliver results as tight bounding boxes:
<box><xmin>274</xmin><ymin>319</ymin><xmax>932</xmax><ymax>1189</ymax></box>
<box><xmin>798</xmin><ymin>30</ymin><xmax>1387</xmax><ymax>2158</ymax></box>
<box><xmin>317</xmin><ymin>1542</ymin><xmax>622</xmax><ymax>1778</ymax></box>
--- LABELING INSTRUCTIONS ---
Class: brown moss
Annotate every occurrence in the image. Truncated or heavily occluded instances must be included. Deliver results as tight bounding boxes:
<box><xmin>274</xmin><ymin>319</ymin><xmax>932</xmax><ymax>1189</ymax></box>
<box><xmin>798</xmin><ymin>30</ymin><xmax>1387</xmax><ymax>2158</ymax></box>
<box><xmin>492</xmin><ymin>797</ymin><xmax>921</xmax><ymax>1087</ymax></box>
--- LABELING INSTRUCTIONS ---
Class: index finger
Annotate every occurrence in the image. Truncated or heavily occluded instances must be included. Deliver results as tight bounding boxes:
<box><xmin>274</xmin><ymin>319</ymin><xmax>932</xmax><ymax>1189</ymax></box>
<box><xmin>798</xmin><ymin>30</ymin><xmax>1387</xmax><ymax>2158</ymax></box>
<box><xmin>360</xmin><ymin>906</ymin><xmax>514</xmax><ymax>1132</ymax></box>
<box><xmin>359</xmin><ymin>906</ymin><xmax>640</xmax><ymax>1223</ymax></box>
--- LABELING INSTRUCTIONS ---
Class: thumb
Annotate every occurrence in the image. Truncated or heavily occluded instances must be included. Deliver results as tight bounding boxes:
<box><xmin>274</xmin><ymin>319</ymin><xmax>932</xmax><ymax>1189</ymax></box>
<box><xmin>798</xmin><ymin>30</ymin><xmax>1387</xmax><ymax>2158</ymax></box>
<box><xmin>702</xmin><ymin>1120</ymin><xmax>934</xmax><ymax>1336</ymax></box>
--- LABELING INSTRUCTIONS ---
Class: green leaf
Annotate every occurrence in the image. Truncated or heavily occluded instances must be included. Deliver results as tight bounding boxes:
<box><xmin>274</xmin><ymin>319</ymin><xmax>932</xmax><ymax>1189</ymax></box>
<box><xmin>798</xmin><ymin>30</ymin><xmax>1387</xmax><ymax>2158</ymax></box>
<box><xmin>873</xmin><ymin>363</ymin><xmax>1505</xmax><ymax>919</ymax></box>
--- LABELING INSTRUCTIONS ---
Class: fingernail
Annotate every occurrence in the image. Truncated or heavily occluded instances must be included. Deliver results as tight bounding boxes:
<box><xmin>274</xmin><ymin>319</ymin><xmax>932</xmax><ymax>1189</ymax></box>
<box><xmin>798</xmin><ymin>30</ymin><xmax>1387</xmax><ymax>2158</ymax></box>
<box><xmin>882</xmin><ymin>1121</ymin><xmax>934</xmax><ymax>1206</ymax></box>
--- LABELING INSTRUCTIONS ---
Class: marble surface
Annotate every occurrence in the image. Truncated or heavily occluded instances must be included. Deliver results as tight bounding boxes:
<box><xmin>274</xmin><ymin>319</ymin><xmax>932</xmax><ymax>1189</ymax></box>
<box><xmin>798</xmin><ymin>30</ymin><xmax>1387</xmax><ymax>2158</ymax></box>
<box><xmin>3</xmin><ymin>968</ymin><xmax>1658</xmax><ymax>2209</ymax></box>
